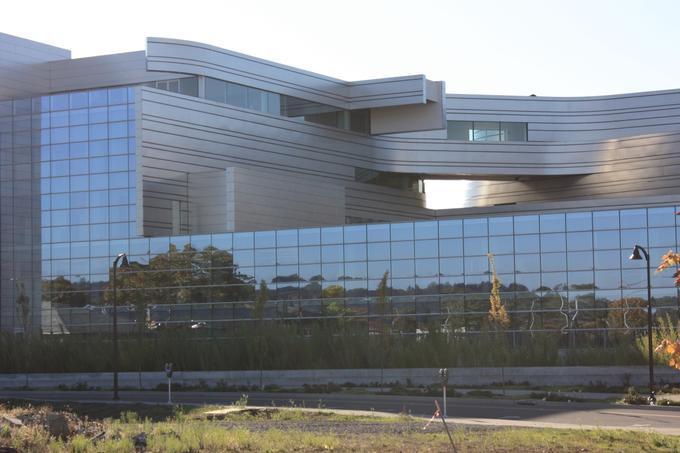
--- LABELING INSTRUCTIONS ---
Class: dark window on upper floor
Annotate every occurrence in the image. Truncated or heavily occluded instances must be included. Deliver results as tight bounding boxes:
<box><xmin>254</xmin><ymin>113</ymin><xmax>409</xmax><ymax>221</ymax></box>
<box><xmin>146</xmin><ymin>77</ymin><xmax>199</xmax><ymax>97</ymax></box>
<box><xmin>447</xmin><ymin>120</ymin><xmax>527</xmax><ymax>142</ymax></box>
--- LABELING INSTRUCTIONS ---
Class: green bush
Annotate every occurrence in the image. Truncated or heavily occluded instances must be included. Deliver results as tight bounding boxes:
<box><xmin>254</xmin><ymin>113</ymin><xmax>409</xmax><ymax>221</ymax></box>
<box><xmin>0</xmin><ymin>324</ymin><xmax>646</xmax><ymax>374</ymax></box>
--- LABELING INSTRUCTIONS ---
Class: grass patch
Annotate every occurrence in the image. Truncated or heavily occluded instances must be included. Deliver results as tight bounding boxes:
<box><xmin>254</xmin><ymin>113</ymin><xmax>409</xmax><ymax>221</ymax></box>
<box><xmin>2</xmin><ymin>400</ymin><xmax>680</xmax><ymax>452</ymax></box>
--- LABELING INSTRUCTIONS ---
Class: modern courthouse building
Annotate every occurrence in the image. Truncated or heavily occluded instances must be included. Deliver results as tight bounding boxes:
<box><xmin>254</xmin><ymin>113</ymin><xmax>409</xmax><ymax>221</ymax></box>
<box><xmin>1</xmin><ymin>32</ymin><xmax>680</xmax><ymax>340</ymax></box>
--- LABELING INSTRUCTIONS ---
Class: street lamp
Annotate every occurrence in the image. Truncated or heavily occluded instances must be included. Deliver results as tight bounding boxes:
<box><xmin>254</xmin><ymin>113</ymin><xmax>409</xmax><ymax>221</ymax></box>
<box><xmin>112</xmin><ymin>252</ymin><xmax>129</xmax><ymax>400</ymax></box>
<box><xmin>629</xmin><ymin>244</ymin><xmax>655</xmax><ymax>405</ymax></box>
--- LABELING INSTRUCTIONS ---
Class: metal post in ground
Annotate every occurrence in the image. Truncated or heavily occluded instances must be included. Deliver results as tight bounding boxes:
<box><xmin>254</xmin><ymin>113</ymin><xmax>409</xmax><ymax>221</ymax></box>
<box><xmin>439</xmin><ymin>368</ymin><xmax>449</xmax><ymax>418</ymax></box>
<box><xmin>165</xmin><ymin>362</ymin><xmax>173</xmax><ymax>404</ymax></box>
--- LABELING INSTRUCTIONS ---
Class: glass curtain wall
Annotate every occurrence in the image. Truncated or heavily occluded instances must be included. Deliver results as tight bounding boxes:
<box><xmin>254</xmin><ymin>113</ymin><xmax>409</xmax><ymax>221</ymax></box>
<box><xmin>43</xmin><ymin>204</ymin><xmax>680</xmax><ymax>338</ymax></box>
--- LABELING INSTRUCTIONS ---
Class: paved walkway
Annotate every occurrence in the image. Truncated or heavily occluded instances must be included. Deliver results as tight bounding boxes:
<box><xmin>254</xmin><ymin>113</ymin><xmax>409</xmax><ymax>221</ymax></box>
<box><xmin>4</xmin><ymin>390</ymin><xmax>680</xmax><ymax>435</ymax></box>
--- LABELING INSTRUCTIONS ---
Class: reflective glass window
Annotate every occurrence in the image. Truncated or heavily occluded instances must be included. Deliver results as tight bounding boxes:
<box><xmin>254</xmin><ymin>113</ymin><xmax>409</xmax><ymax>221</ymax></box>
<box><xmin>621</xmin><ymin>268</ymin><xmax>646</xmax><ymax>288</ymax></box>
<box><xmin>322</xmin><ymin>244</ymin><xmax>343</xmax><ymax>262</ymax></box>
<box><xmin>255</xmin><ymin>231</ymin><xmax>276</xmax><ymax>248</ymax></box>
<box><xmin>514</xmin><ymin>234</ymin><xmax>539</xmax><ymax>253</ymax></box>
<box><xmin>299</xmin><ymin>264</ymin><xmax>321</xmax><ymax>281</ymax></box>
<box><xmin>489</xmin><ymin>216</ymin><xmax>513</xmax><ymax>235</ymax></box>
<box><xmin>414</xmin><ymin>221</ymin><xmax>438</xmax><ymax>239</ymax></box>
<box><xmin>89</xmin><ymin>124</ymin><xmax>107</xmax><ymax>140</ymax></box>
<box><xmin>620</xmin><ymin>228</ymin><xmax>647</xmax><ymax>248</ymax></box>
<box><xmin>255</xmin><ymin>266</ymin><xmax>276</xmax><ymax>284</ymax></box>
<box><xmin>649</xmin><ymin>227</ymin><xmax>675</xmax><ymax>247</ymax></box>
<box><xmin>233</xmin><ymin>250</ymin><xmax>254</xmax><ymax>267</ymax></box>
<box><xmin>494</xmin><ymin>254</ymin><xmax>514</xmax><ymax>273</ymax></box>
<box><xmin>440</xmin><ymin>257</ymin><xmax>464</xmax><ymax>276</ymax></box>
<box><xmin>51</xmin><ymin>127</ymin><xmax>69</xmax><ymax>143</ymax></box>
<box><xmin>447</xmin><ymin>120</ymin><xmax>472</xmax><ymax>140</ymax></box>
<box><xmin>255</xmin><ymin>248</ymin><xmax>276</xmax><ymax>266</ymax></box>
<box><xmin>109</xmin><ymin>155</ymin><xmax>128</xmax><ymax>172</ymax></box>
<box><xmin>70</xmin><ymin>192</ymin><xmax>88</xmax><ymax>208</ymax></box>
<box><xmin>69</xmin><ymin>125</ymin><xmax>88</xmax><ymax>141</ymax></box>
<box><xmin>620</xmin><ymin>209</ymin><xmax>647</xmax><ymax>228</ymax></box>
<box><xmin>70</xmin><ymin>142</ymin><xmax>88</xmax><ymax>158</ymax></box>
<box><xmin>568</xmin><ymin>251</ymin><xmax>594</xmax><ymax>271</ymax></box>
<box><xmin>500</xmin><ymin>122</ymin><xmax>527</xmax><ymax>141</ymax></box>
<box><xmin>593</xmin><ymin>230</ymin><xmax>620</xmax><ymax>250</ymax></box>
<box><xmin>540</xmin><ymin>213</ymin><xmax>565</xmax><ymax>233</ymax></box>
<box><xmin>595</xmin><ymin>270</ymin><xmax>621</xmax><ymax>290</ymax></box>
<box><xmin>415</xmin><ymin>258</ymin><xmax>438</xmax><ymax>277</ymax></box>
<box><xmin>594</xmin><ymin>250</ymin><xmax>619</xmax><ymax>270</ymax></box>
<box><xmin>51</xmin><ymin>160</ymin><xmax>69</xmax><ymax>177</ymax></box>
<box><xmin>343</xmin><ymin>225</ymin><xmax>366</xmax><ymax>243</ymax></box>
<box><xmin>233</xmin><ymin>232</ymin><xmax>254</xmax><ymax>249</ymax></box>
<box><xmin>51</xmin><ymin>193</ymin><xmax>69</xmax><ymax>209</ymax></box>
<box><xmin>322</xmin><ymin>262</ymin><xmax>343</xmax><ymax>281</ymax></box>
<box><xmin>391</xmin><ymin>223</ymin><xmax>413</xmax><ymax>241</ymax></box>
<box><xmin>50</xmin><ymin>94</ymin><xmax>69</xmax><ymax>111</ymax></box>
<box><xmin>367</xmin><ymin>223</ymin><xmax>390</xmax><ymax>242</ymax></box>
<box><xmin>321</xmin><ymin>227</ymin><xmax>343</xmax><ymax>244</ymax></box>
<box><xmin>274</xmin><ymin>229</ymin><xmax>297</xmax><ymax>247</ymax></box>
<box><xmin>299</xmin><ymin>246</ymin><xmax>320</xmax><ymax>264</ymax></box>
<box><xmin>439</xmin><ymin>238</ymin><xmax>463</xmax><ymax>257</ymax></box>
<box><xmin>439</xmin><ymin>219</ymin><xmax>462</xmax><ymax>238</ymax></box>
<box><xmin>649</xmin><ymin>207</ymin><xmax>676</xmax><ymax>227</ymax></box>
<box><xmin>391</xmin><ymin>259</ymin><xmax>415</xmax><ymax>278</ymax></box>
<box><xmin>541</xmin><ymin>252</ymin><xmax>567</xmax><ymax>272</ymax></box>
<box><xmin>514</xmin><ymin>215</ymin><xmax>539</xmax><ymax>234</ymax></box>
<box><xmin>473</xmin><ymin>121</ymin><xmax>500</xmax><ymax>141</ymax></box>
<box><xmin>568</xmin><ymin>271</ymin><xmax>595</xmax><ymax>289</ymax></box>
<box><xmin>567</xmin><ymin>231</ymin><xmax>593</xmax><ymax>251</ymax></box>
<box><xmin>108</xmin><ymin>122</ymin><xmax>127</xmax><ymax>138</ymax></box>
<box><xmin>89</xmin><ymin>139</ymin><xmax>107</xmax><ymax>156</ymax></box>
<box><xmin>463</xmin><ymin>218</ymin><xmax>487</xmax><ymax>237</ymax></box>
<box><xmin>464</xmin><ymin>237</ymin><xmax>488</xmax><ymax>256</ymax></box>
<box><xmin>367</xmin><ymin>242</ymin><xmax>390</xmax><ymax>260</ymax></box>
<box><xmin>541</xmin><ymin>272</ymin><xmax>567</xmax><ymax>291</ymax></box>
<box><xmin>465</xmin><ymin>256</ymin><xmax>488</xmax><ymax>275</ymax></box>
<box><xmin>299</xmin><ymin>228</ymin><xmax>320</xmax><ymax>245</ymax></box>
<box><xmin>515</xmin><ymin>273</ymin><xmax>540</xmax><ymax>292</ymax></box>
<box><xmin>541</xmin><ymin>233</ymin><xmax>566</xmax><ymax>252</ymax></box>
<box><xmin>593</xmin><ymin>210</ymin><xmax>619</xmax><ymax>229</ymax></box>
<box><xmin>344</xmin><ymin>243</ymin><xmax>366</xmax><ymax>261</ymax></box>
<box><xmin>344</xmin><ymin>261</ymin><xmax>367</xmax><ymax>280</ymax></box>
<box><xmin>391</xmin><ymin>241</ymin><xmax>414</xmax><ymax>260</ymax></box>
<box><xmin>50</xmin><ymin>110</ymin><xmax>68</xmax><ymax>127</ymax></box>
<box><xmin>515</xmin><ymin>254</ymin><xmax>540</xmax><ymax>273</ymax></box>
<box><xmin>277</xmin><ymin>248</ymin><xmax>298</xmax><ymax>265</ymax></box>
<box><xmin>566</xmin><ymin>212</ymin><xmax>592</xmax><ymax>231</ymax></box>
<box><xmin>368</xmin><ymin>261</ymin><xmax>390</xmax><ymax>279</ymax></box>
<box><xmin>489</xmin><ymin>235</ymin><xmax>513</xmax><ymax>255</ymax></box>
<box><xmin>90</xmin><ymin>224</ymin><xmax>109</xmax><ymax>241</ymax></box>
<box><xmin>415</xmin><ymin>239</ymin><xmax>438</xmax><ymax>258</ymax></box>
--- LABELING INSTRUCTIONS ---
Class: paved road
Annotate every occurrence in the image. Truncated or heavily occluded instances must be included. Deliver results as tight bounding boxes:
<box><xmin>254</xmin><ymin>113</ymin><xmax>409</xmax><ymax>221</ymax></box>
<box><xmin>3</xmin><ymin>390</ymin><xmax>680</xmax><ymax>434</ymax></box>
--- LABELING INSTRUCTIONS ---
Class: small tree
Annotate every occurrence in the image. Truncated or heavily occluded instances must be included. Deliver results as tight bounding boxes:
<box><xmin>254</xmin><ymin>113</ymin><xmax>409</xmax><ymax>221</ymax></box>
<box><xmin>650</xmin><ymin>212</ymin><xmax>680</xmax><ymax>369</ymax></box>
<box><xmin>487</xmin><ymin>254</ymin><xmax>510</xmax><ymax>330</ymax></box>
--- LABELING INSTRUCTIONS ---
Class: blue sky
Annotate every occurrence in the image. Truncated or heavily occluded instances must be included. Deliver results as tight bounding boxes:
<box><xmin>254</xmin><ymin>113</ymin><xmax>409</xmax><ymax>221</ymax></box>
<box><xmin>3</xmin><ymin>0</ymin><xmax>677</xmax><ymax>96</ymax></box>
<box><xmin>3</xmin><ymin>0</ymin><xmax>677</xmax><ymax>207</ymax></box>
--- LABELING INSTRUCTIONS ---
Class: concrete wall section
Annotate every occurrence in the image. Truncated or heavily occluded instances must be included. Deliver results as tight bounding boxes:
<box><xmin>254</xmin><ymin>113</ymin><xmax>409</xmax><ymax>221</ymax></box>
<box><xmin>1</xmin><ymin>366</ymin><xmax>677</xmax><ymax>390</ymax></box>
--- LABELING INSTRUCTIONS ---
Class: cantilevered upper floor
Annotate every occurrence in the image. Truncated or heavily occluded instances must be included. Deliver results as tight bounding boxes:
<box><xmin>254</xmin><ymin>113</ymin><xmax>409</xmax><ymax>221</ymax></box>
<box><xmin>2</xmin><ymin>32</ymin><xmax>680</xmax><ymax>233</ymax></box>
